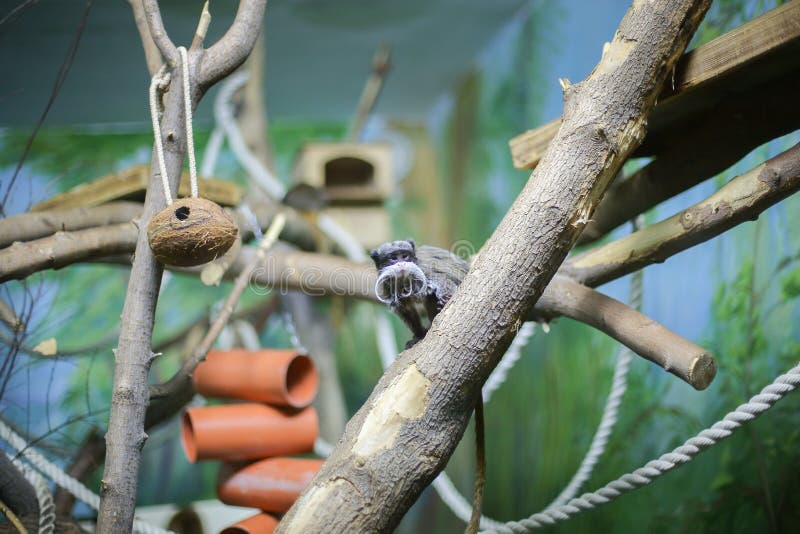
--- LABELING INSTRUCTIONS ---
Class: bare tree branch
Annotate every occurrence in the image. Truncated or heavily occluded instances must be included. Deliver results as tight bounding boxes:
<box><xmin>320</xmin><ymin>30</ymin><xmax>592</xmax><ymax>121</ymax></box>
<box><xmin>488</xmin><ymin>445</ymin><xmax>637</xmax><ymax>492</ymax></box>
<box><xmin>538</xmin><ymin>276</ymin><xmax>716</xmax><ymax>389</ymax></box>
<box><xmin>564</xmin><ymin>141</ymin><xmax>800</xmax><ymax>287</ymax></box>
<box><xmin>0</xmin><ymin>223</ymin><xmax>137</xmax><ymax>283</ymax></box>
<box><xmin>128</xmin><ymin>0</ymin><xmax>162</xmax><ymax>76</ymax></box>
<box><xmin>0</xmin><ymin>202</ymin><xmax>141</xmax><ymax>248</ymax></box>
<box><xmin>199</xmin><ymin>0</ymin><xmax>267</xmax><ymax>88</ymax></box>
<box><xmin>141</xmin><ymin>0</ymin><xmax>177</xmax><ymax>66</ymax></box>
<box><xmin>277</xmin><ymin>1</ymin><xmax>711</xmax><ymax>530</ymax></box>
<box><xmin>577</xmin><ymin>68</ymin><xmax>800</xmax><ymax>244</ymax></box>
<box><xmin>96</xmin><ymin>1</ymin><xmax>266</xmax><ymax>531</ymax></box>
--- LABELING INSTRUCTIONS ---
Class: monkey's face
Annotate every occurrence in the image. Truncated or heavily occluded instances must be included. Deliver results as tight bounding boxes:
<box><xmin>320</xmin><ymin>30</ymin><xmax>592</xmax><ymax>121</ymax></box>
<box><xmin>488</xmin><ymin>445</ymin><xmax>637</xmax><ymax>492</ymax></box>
<box><xmin>371</xmin><ymin>240</ymin><xmax>426</xmax><ymax>304</ymax></box>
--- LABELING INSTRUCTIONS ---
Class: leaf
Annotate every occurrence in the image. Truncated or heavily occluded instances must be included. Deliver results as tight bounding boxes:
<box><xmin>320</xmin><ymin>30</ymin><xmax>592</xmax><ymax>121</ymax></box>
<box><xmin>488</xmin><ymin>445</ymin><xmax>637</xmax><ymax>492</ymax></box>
<box><xmin>33</xmin><ymin>338</ymin><xmax>57</xmax><ymax>356</ymax></box>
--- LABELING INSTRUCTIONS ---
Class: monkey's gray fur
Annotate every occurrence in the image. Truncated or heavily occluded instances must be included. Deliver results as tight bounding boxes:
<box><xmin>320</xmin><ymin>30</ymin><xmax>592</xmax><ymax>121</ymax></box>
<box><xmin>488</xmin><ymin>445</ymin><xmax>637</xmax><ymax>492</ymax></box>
<box><xmin>370</xmin><ymin>239</ymin><xmax>468</xmax><ymax>347</ymax></box>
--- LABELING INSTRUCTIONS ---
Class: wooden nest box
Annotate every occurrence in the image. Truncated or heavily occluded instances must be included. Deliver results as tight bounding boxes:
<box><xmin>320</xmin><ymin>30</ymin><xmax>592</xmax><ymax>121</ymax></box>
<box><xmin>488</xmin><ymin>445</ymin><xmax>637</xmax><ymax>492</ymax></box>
<box><xmin>292</xmin><ymin>142</ymin><xmax>392</xmax><ymax>248</ymax></box>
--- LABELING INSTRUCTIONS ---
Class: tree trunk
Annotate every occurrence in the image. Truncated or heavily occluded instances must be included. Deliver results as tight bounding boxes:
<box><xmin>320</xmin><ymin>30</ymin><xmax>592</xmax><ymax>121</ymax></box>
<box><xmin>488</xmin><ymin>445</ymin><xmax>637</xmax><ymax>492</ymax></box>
<box><xmin>96</xmin><ymin>1</ymin><xmax>266</xmax><ymax>531</ymax></box>
<box><xmin>276</xmin><ymin>1</ymin><xmax>711</xmax><ymax>531</ymax></box>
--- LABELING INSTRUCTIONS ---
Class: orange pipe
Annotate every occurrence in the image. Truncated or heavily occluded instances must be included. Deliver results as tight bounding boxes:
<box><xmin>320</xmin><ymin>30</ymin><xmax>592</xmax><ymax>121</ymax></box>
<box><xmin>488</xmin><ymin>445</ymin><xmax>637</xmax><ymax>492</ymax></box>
<box><xmin>219</xmin><ymin>513</ymin><xmax>279</xmax><ymax>534</ymax></box>
<box><xmin>181</xmin><ymin>404</ymin><xmax>318</xmax><ymax>462</ymax></box>
<box><xmin>218</xmin><ymin>457</ymin><xmax>324</xmax><ymax>513</ymax></box>
<box><xmin>194</xmin><ymin>349</ymin><xmax>318</xmax><ymax>408</ymax></box>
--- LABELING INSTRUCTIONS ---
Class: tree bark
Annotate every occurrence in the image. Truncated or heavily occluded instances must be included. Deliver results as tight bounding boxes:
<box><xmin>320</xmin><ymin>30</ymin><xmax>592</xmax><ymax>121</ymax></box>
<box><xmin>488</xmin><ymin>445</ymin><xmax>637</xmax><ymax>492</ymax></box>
<box><xmin>577</xmin><ymin>67</ymin><xmax>800</xmax><ymax>244</ymax></box>
<box><xmin>0</xmin><ymin>202</ymin><xmax>141</xmax><ymax>248</ymax></box>
<box><xmin>96</xmin><ymin>2</ymin><xmax>266</xmax><ymax>532</ymax></box>
<box><xmin>277</xmin><ymin>1</ymin><xmax>711</xmax><ymax>531</ymax></box>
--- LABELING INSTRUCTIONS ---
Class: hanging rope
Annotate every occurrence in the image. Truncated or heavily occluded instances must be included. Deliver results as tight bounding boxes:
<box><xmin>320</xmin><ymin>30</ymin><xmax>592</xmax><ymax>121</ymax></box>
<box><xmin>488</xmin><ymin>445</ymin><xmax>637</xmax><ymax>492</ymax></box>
<box><xmin>489</xmin><ymin>360</ymin><xmax>800</xmax><ymax>533</ymax></box>
<box><xmin>148</xmin><ymin>64</ymin><xmax>172</xmax><ymax>204</ymax></box>
<box><xmin>0</xmin><ymin>422</ymin><xmax>173</xmax><ymax>534</ymax></box>
<box><xmin>545</xmin><ymin>216</ymin><xmax>644</xmax><ymax>509</ymax></box>
<box><xmin>212</xmin><ymin>70</ymin><xmax>400</xmax><ymax>367</ymax></box>
<box><xmin>148</xmin><ymin>46</ymin><xmax>199</xmax><ymax>205</ymax></box>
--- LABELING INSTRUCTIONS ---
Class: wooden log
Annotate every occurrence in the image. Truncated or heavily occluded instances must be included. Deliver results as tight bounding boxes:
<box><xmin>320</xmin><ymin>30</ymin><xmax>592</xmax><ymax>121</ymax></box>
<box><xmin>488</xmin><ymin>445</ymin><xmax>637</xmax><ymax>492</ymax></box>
<box><xmin>30</xmin><ymin>164</ymin><xmax>242</xmax><ymax>211</ymax></box>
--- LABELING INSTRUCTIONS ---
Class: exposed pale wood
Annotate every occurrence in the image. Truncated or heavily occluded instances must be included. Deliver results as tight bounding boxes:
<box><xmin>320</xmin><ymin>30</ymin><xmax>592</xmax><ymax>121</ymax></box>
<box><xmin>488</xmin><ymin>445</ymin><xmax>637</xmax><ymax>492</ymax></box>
<box><xmin>509</xmin><ymin>0</ymin><xmax>800</xmax><ymax>170</ymax></box>
<box><xmin>30</xmin><ymin>164</ymin><xmax>242</xmax><ymax>212</ymax></box>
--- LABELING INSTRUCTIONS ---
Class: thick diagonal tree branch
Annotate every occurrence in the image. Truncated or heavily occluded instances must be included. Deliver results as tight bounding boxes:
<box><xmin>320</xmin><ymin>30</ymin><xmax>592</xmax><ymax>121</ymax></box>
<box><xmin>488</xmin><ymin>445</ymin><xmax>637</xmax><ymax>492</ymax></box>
<box><xmin>96</xmin><ymin>2</ymin><xmax>266</xmax><ymax>532</ymax></box>
<box><xmin>277</xmin><ymin>1</ymin><xmax>711</xmax><ymax>531</ymax></box>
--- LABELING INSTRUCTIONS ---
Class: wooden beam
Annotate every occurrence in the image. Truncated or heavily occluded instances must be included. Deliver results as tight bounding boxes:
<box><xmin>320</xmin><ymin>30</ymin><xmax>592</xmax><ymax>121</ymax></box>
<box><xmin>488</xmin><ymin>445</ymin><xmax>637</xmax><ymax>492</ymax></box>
<box><xmin>31</xmin><ymin>164</ymin><xmax>242</xmax><ymax>211</ymax></box>
<box><xmin>509</xmin><ymin>0</ymin><xmax>800</xmax><ymax>170</ymax></box>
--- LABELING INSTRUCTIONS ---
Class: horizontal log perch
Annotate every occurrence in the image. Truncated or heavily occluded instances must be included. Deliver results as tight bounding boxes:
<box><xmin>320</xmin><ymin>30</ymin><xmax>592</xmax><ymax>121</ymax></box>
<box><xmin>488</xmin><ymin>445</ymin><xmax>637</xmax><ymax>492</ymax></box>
<box><xmin>0</xmin><ymin>222</ymin><xmax>139</xmax><ymax>282</ymax></box>
<box><xmin>538</xmin><ymin>276</ymin><xmax>716</xmax><ymax>389</ymax></box>
<box><xmin>0</xmin><ymin>202</ymin><xmax>142</xmax><ymax>248</ymax></box>
<box><xmin>565</xmin><ymin>141</ymin><xmax>800</xmax><ymax>287</ymax></box>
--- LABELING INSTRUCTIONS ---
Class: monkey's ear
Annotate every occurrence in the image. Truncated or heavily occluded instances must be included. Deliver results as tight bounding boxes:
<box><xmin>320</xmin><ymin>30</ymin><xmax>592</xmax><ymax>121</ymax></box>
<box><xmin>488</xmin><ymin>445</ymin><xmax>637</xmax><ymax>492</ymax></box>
<box><xmin>406</xmin><ymin>239</ymin><xmax>415</xmax><ymax>250</ymax></box>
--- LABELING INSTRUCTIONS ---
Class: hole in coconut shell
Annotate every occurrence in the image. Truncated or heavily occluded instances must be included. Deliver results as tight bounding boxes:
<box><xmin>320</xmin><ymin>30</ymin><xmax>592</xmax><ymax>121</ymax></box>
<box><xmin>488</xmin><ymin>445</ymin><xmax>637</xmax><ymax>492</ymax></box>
<box><xmin>175</xmin><ymin>206</ymin><xmax>190</xmax><ymax>220</ymax></box>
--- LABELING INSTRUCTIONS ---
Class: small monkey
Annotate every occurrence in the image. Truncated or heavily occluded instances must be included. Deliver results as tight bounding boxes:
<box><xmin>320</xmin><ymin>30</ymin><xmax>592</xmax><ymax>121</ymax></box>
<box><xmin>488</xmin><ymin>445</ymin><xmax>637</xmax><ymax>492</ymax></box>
<box><xmin>371</xmin><ymin>239</ymin><xmax>484</xmax><ymax>534</ymax></box>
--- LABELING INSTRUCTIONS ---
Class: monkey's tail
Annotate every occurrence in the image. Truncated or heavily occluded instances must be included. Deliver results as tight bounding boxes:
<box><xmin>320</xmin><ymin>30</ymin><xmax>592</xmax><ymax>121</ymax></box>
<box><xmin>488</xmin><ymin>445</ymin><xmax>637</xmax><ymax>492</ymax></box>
<box><xmin>465</xmin><ymin>392</ymin><xmax>485</xmax><ymax>534</ymax></box>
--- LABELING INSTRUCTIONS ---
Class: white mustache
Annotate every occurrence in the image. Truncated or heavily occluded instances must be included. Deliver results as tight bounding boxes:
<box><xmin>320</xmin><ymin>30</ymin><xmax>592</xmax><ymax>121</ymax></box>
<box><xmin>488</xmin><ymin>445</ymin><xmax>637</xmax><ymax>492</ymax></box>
<box><xmin>375</xmin><ymin>262</ymin><xmax>427</xmax><ymax>304</ymax></box>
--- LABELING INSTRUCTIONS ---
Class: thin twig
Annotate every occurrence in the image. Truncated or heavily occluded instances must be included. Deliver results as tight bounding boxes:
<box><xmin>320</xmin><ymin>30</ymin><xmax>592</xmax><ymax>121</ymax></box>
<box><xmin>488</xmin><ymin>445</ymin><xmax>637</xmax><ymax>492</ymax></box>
<box><xmin>142</xmin><ymin>0</ymin><xmax>177</xmax><ymax>66</ymax></box>
<box><xmin>0</xmin><ymin>496</ymin><xmax>30</xmax><ymax>534</ymax></box>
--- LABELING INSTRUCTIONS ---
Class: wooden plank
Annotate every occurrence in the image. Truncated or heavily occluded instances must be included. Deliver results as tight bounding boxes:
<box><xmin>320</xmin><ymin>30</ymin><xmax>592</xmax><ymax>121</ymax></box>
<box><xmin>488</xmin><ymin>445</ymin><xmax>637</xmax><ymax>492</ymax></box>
<box><xmin>508</xmin><ymin>0</ymin><xmax>800</xmax><ymax>170</ymax></box>
<box><xmin>31</xmin><ymin>164</ymin><xmax>242</xmax><ymax>211</ymax></box>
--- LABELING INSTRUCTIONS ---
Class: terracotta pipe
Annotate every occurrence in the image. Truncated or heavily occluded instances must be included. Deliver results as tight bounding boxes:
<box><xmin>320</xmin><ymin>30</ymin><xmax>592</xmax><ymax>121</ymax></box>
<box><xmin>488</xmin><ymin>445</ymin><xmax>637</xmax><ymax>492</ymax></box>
<box><xmin>220</xmin><ymin>513</ymin><xmax>279</xmax><ymax>534</ymax></box>
<box><xmin>218</xmin><ymin>457</ymin><xmax>324</xmax><ymax>513</ymax></box>
<box><xmin>194</xmin><ymin>349</ymin><xmax>318</xmax><ymax>409</ymax></box>
<box><xmin>181</xmin><ymin>404</ymin><xmax>318</xmax><ymax>462</ymax></box>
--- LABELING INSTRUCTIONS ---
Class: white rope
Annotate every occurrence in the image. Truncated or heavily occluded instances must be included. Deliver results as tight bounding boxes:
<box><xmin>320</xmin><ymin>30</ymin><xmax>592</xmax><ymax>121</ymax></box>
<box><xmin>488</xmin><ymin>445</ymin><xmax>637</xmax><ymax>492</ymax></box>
<box><xmin>0</xmin><ymin>420</ymin><xmax>173</xmax><ymax>534</ymax></box>
<box><xmin>483</xmin><ymin>321</ymin><xmax>536</xmax><ymax>403</ymax></box>
<box><xmin>149</xmin><ymin>64</ymin><xmax>172</xmax><ymax>204</ymax></box>
<box><xmin>488</xmin><ymin>361</ymin><xmax>800</xmax><ymax>533</ymax></box>
<box><xmin>213</xmin><ymin>70</ymin><xmax>400</xmax><ymax>366</ymax></box>
<box><xmin>29</xmin><ymin>467</ymin><xmax>56</xmax><ymax>534</ymax></box>
<box><xmin>545</xmin><ymin>216</ymin><xmax>644</xmax><ymax>508</ymax></box>
<box><xmin>200</xmin><ymin>126</ymin><xmax>225</xmax><ymax>178</ymax></box>
<box><xmin>214</xmin><ymin>71</ymin><xmax>286</xmax><ymax>199</ymax></box>
<box><xmin>178</xmin><ymin>46</ymin><xmax>199</xmax><ymax>198</ymax></box>
<box><xmin>148</xmin><ymin>47</ymin><xmax>199</xmax><ymax>204</ymax></box>
<box><xmin>6</xmin><ymin>452</ymin><xmax>55</xmax><ymax>534</ymax></box>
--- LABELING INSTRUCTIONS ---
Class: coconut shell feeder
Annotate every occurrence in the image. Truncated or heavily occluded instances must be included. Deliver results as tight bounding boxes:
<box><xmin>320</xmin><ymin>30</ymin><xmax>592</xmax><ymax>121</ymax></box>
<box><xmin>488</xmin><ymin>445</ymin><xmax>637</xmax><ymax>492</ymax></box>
<box><xmin>147</xmin><ymin>197</ymin><xmax>238</xmax><ymax>267</ymax></box>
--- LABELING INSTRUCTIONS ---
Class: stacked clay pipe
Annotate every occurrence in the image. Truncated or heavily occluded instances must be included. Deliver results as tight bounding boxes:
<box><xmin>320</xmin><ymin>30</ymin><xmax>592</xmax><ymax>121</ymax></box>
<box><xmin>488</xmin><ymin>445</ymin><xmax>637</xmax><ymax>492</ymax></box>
<box><xmin>181</xmin><ymin>349</ymin><xmax>323</xmax><ymax>534</ymax></box>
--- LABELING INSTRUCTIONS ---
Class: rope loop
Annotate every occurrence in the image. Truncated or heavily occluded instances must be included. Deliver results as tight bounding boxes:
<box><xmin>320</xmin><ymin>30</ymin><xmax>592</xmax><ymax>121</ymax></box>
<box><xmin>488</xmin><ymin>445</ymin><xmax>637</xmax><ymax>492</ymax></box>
<box><xmin>148</xmin><ymin>46</ymin><xmax>199</xmax><ymax>205</ymax></box>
